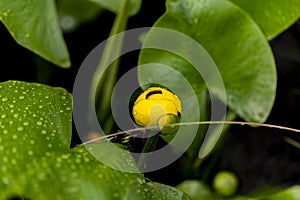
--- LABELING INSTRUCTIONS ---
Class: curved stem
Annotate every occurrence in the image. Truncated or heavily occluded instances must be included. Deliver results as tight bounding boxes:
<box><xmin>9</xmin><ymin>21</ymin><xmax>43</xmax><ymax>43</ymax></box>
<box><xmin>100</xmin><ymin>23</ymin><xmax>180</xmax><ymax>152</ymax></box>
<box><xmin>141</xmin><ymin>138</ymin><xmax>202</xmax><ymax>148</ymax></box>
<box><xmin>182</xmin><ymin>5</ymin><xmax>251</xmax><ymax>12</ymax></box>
<box><xmin>91</xmin><ymin>0</ymin><xmax>131</xmax><ymax>133</ymax></box>
<box><xmin>137</xmin><ymin>133</ymin><xmax>160</xmax><ymax>170</ymax></box>
<box><xmin>80</xmin><ymin>121</ymin><xmax>300</xmax><ymax>146</ymax></box>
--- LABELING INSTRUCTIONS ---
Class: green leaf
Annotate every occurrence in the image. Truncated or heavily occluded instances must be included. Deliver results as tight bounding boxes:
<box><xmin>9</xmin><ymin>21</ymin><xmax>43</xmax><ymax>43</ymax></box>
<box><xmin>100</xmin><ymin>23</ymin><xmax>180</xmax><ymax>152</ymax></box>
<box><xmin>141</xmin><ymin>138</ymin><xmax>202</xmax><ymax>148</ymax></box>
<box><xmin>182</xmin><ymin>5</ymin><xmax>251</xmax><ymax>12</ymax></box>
<box><xmin>138</xmin><ymin>0</ymin><xmax>277</xmax><ymax>123</ymax></box>
<box><xmin>0</xmin><ymin>81</ymin><xmax>164</xmax><ymax>199</ymax></box>
<box><xmin>149</xmin><ymin>182</ymin><xmax>191</xmax><ymax>200</ymax></box>
<box><xmin>88</xmin><ymin>0</ymin><xmax>142</xmax><ymax>16</ymax></box>
<box><xmin>0</xmin><ymin>0</ymin><xmax>70</xmax><ymax>68</ymax></box>
<box><xmin>229</xmin><ymin>0</ymin><xmax>300</xmax><ymax>40</ymax></box>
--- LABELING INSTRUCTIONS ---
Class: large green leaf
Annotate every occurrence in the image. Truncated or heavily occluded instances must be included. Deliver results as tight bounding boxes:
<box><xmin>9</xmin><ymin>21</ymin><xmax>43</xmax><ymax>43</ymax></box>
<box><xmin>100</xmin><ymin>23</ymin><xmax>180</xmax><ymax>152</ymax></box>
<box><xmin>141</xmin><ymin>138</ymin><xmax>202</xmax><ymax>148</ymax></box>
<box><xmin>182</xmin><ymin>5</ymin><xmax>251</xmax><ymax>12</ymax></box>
<box><xmin>138</xmin><ymin>0</ymin><xmax>277</xmax><ymax>123</ymax></box>
<box><xmin>88</xmin><ymin>0</ymin><xmax>142</xmax><ymax>16</ymax></box>
<box><xmin>0</xmin><ymin>0</ymin><xmax>70</xmax><ymax>68</ymax></box>
<box><xmin>0</xmin><ymin>81</ymin><xmax>181</xmax><ymax>199</ymax></box>
<box><xmin>229</xmin><ymin>0</ymin><xmax>300</xmax><ymax>40</ymax></box>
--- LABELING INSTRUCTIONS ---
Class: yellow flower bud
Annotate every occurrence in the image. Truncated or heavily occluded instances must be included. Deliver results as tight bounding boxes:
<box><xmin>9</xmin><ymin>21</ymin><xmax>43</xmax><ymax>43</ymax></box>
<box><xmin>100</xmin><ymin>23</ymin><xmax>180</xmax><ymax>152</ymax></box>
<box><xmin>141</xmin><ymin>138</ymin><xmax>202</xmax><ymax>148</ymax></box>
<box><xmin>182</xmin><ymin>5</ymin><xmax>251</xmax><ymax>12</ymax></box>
<box><xmin>132</xmin><ymin>87</ymin><xmax>181</xmax><ymax>134</ymax></box>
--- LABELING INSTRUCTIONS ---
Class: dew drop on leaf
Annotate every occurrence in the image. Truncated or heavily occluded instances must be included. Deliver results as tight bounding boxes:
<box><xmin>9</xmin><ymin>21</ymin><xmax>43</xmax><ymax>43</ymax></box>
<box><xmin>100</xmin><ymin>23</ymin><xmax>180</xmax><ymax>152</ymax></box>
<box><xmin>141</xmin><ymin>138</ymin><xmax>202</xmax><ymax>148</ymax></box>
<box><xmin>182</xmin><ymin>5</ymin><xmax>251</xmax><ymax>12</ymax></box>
<box><xmin>27</xmin><ymin>150</ymin><xmax>34</xmax><ymax>156</ymax></box>
<box><xmin>36</xmin><ymin>121</ymin><xmax>42</xmax><ymax>126</ymax></box>
<box><xmin>2</xmin><ymin>97</ymin><xmax>8</xmax><ymax>102</ymax></box>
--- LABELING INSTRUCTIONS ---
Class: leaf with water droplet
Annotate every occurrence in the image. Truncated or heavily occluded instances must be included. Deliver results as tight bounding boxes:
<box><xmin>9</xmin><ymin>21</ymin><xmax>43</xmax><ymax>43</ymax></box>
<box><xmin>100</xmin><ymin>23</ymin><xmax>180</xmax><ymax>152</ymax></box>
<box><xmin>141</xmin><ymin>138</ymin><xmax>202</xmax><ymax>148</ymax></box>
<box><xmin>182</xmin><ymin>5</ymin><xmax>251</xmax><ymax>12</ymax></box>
<box><xmin>147</xmin><ymin>182</ymin><xmax>191</xmax><ymax>200</ymax></box>
<box><xmin>0</xmin><ymin>81</ymin><xmax>180</xmax><ymax>199</ymax></box>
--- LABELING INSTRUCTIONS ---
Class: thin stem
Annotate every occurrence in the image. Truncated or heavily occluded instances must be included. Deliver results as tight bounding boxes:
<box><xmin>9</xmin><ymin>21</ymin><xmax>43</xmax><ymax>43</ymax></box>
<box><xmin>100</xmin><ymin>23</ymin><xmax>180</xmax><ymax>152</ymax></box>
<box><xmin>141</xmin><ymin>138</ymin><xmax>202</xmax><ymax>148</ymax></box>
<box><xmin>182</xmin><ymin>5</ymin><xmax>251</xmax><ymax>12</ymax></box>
<box><xmin>92</xmin><ymin>0</ymin><xmax>131</xmax><ymax>133</ymax></box>
<box><xmin>185</xmin><ymin>90</ymin><xmax>207</xmax><ymax>166</ymax></box>
<box><xmin>80</xmin><ymin>121</ymin><xmax>300</xmax><ymax>146</ymax></box>
<box><xmin>284</xmin><ymin>137</ymin><xmax>300</xmax><ymax>149</ymax></box>
<box><xmin>137</xmin><ymin>133</ymin><xmax>160</xmax><ymax>170</ymax></box>
<box><xmin>198</xmin><ymin>111</ymin><xmax>237</xmax><ymax>160</ymax></box>
<box><xmin>193</xmin><ymin>111</ymin><xmax>236</xmax><ymax>169</ymax></box>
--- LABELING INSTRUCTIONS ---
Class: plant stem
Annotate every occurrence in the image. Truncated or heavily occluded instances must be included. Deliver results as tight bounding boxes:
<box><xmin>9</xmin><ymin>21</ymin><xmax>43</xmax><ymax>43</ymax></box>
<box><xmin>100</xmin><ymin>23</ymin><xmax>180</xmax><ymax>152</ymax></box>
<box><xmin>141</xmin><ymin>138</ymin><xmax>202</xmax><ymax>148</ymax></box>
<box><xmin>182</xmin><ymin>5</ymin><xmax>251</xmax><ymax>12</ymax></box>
<box><xmin>137</xmin><ymin>133</ymin><xmax>160</xmax><ymax>170</ymax></box>
<box><xmin>185</xmin><ymin>89</ymin><xmax>208</xmax><ymax>166</ymax></box>
<box><xmin>92</xmin><ymin>0</ymin><xmax>131</xmax><ymax>133</ymax></box>
<box><xmin>193</xmin><ymin>110</ymin><xmax>237</xmax><ymax>169</ymax></box>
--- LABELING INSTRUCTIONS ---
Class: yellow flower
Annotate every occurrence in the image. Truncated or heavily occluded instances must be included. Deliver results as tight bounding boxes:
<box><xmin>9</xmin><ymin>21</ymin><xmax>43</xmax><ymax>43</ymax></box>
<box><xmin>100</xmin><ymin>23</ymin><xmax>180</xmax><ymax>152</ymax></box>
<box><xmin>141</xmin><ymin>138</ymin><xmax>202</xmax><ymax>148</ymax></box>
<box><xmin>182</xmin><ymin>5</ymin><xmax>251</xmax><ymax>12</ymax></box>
<box><xmin>132</xmin><ymin>87</ymin><xmax>181</xmax><ymax>134</ymax></box>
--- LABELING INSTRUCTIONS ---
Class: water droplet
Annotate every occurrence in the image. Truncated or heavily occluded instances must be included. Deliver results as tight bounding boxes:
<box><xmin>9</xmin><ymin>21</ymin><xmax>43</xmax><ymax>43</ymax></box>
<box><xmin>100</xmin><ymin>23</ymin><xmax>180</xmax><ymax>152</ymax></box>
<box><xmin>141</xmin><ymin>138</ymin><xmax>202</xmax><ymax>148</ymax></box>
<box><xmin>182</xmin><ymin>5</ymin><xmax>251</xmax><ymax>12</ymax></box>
<box><xmin>2</xmin><ymin>97</ymin><xmax>8</xmax><ymax>102</ymax></box>
<box><xmin>29</xmin><ymin>140</ymin><xmax>35</xmax><ymax>145</ymax></box>
<box><xmin>45</xmin><ymin>152</ymin><xmax>51</xmax><ymax>157</ymax></box>
<box><xmin>3</xmin><ymin>130</ymin><xmax>8</xmax><ymax>135</ymax></box>
<box><xmin>113</xmin><ymin>193</ymin><xmax>120</xmax><ymax>198</ymax></box>
<box><xmin>13</xmin><ymin>113</ymin><xmax>19</xmax><ymax>118</ymax></box>
<box><xmin>39</xmin><ymin>105</ymin><xmax>43</xmax><ymax>109</ymax></box>
<box><xmin>61</xmin><ymin>95</ymin><xmax>66</xmax><ymax>100</ymax></box>
<box><xmin>98</xmin><ymin>174</ymin><xmax>103</xmax><ymax>179</ymax></box>
<box><xmin>1</xmin><ymin>114</ymin><xmax>6</xmax><ymax>119</ymax></box>
<box><xmin>41</xmin><ymin>130</ymin><xmax>46</xmax><ymax>134</ymax></box>
<box><xmin>37</xmin><ymin>121</ymin><xmax>42</xmax><ymax>126</ymax></box>
<box><xmin>12</xmin><ymin>148</ymin><xmax>17</xmax><ymax>153</ymax></box>
<box><xmin>12</xmin><ymin>135</ymin><xmax>18</xmax><ymax>139</ymax></box>
<box><xmin>23</xmin><ymin>122</ymin><xmax>29</xmax><ymax>126</ymax></box>
<box><xmin>11</xmin><ymin>159</ymin><xmax>16</xmax><ymax>165</ymax></box>
<box><xmin>62</xmin><ymin>154</ymin><xmax>69</xmax><ymax>159</ymax></box>
<box><xmin>48</xmin><ymin>143</ymin><xmax>52</xmax><ymax>148</ymax></box>
<box><xmin>2</xmin><ymin>157</ymin><xmax>8</xmax><ymax>163</ymax></box>
<box><xmin>2</xmin><ymin>177</ymin><xmax>10</xmax><ymax>184</ymax></box>
<box><xmin>28</xmin><ymin>150</ymin><xmax>34</xmax><ymax>155</ymax></box>
<box><xmin>37</xmin><ymin>173</ymin><xmax>45</xmax><ymax>181</ymax></box>
<box><xmin>19</xmin><ymin>96</ymin><xmax>25</xmax><ymax>100</ymax></box>
<box><xmin>17</xmin><ymin>127</ymin><xmax>23</xmax><ymax>131</ymax></box>
<box><xmin>1</xmin><ymin>166</ymin><xmax>7</xmax><ymax>172</ymax></box>
<box><xmin>75</xmin><ymin>158</ymin><xmax>81</xmax><ymax>164</ymax></box>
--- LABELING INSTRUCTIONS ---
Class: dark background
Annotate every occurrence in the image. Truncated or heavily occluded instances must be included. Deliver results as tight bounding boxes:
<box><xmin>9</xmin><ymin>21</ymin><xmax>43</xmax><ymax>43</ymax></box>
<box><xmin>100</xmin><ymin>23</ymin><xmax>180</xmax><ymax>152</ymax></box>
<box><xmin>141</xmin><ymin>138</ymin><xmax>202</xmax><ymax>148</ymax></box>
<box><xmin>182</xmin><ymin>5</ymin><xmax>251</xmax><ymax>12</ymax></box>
<box><xmin>0</xmin><ymin>0</ymin><xmax>299</xmax><ymax>195</ymax></box>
